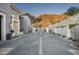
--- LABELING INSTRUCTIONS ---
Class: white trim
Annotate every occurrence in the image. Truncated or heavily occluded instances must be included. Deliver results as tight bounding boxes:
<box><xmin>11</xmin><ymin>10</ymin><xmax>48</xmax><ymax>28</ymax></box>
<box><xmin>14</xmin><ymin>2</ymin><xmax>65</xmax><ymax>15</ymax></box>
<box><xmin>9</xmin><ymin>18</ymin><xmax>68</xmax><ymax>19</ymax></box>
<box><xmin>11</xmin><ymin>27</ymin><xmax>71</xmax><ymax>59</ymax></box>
<box><xmin>0</xmin><ymin>11</ymin><xmax>6</xmax><ymax>41</ymax></box>
<box><xmin>11</xmin><ymin>17</ymin><xmax>20</xmax><ymax>36</ymax></box>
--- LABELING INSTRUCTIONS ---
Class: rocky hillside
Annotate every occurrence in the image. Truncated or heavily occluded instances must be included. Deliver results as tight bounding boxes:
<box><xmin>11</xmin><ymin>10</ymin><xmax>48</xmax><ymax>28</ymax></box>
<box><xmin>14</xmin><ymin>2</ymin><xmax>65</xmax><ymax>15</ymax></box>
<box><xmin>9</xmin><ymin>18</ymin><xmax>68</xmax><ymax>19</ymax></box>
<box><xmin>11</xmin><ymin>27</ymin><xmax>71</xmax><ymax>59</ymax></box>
<box><xmin>32</xmin><ymin>14</ymin><xmax>67</xmax><ymax>28</ymax></box>
<box><xmin>32</xmin><ymin>7</ymin><xmax>79</xmax><ymax>28</ymax></box>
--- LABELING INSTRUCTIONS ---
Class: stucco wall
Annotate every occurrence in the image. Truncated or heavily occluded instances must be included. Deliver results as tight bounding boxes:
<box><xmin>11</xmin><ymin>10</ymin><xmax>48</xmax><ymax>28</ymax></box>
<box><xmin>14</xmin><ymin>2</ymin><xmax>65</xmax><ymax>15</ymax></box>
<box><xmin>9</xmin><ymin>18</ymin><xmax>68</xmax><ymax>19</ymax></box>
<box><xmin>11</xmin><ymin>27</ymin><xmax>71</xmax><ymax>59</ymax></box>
<box><xmin>20</xmin><ymin>15</ymin><xmax>32</xmax><ymax>33</ymax></box>
<box><xmin>49</xmin><ymin>24</ymin><xmax>79</xmax><ymax>41</ymax></box>
<box><xmin>0</xmin><ymin>3</ymin><xmax>11</xmax><ymax>34</ymax></box>
<box><xmin>70</xmin><ymin>25</ymin><xmax>79</xmax><ymax>40</ymax></box>
<box><xmin>56</xmin><ymin>27</ymin><xmax>67</xmax><ymax>36</ymax></box>
<box><xmin>48</xmin><ymin>25</ymin><xmax>71</xmax><ymax>38</ymax></box>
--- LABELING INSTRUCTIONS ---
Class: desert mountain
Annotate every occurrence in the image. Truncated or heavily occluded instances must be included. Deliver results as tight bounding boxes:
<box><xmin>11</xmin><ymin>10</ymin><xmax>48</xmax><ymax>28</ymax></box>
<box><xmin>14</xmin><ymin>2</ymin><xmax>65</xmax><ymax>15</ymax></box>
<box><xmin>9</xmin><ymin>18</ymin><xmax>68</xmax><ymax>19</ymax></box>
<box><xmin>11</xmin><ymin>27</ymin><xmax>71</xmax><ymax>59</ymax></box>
<box><xmin>32</xmin><ymin>7</ymin><xmax>79</xmax><ymax>28</ymax></box>
<box><xmin>32</xmin><ymin>14</ymin><xmax>67</xmax><ymax>28</ymax></box>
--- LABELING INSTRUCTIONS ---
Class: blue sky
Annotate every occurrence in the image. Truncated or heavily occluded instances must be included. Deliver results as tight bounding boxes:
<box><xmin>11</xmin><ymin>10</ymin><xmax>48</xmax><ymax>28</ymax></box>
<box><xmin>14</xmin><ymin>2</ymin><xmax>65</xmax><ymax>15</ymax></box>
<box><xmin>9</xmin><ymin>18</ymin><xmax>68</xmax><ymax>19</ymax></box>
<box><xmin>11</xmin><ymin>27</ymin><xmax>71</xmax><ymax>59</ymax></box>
<box><xmin>15</xmin><ymin>3</ymin><xmax>79</xmax><ymax>16</ymax></box>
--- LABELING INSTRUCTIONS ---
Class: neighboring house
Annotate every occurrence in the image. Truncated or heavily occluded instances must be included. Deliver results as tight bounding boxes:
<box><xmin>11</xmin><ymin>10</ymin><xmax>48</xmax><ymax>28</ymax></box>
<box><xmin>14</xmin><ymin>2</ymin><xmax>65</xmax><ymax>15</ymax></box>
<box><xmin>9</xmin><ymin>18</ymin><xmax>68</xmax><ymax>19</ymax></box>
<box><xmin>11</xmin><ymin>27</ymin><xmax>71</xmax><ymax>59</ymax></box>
<box><xmin>48</xmin><ymin>14</ymin><xmax>79</xmax><ymax>40</ymax></box>
<box><xmin>70</xmin><ymin>24</ymin><xmax>79</xmax><ymax>41</ymax></box>
<box><xmin>20</xmin><ymin>13</ymin><xmax>33</xmax><ymax>34</ymax></box>
<box><xmin>10</xmin><ymin>4</ymin><xmax>22</xmax><ymax>37</ymax></box>
<box><xmin>0</xmin><ymin>3</ymin><xmax>22</xmax><ymax>41</ymax></box>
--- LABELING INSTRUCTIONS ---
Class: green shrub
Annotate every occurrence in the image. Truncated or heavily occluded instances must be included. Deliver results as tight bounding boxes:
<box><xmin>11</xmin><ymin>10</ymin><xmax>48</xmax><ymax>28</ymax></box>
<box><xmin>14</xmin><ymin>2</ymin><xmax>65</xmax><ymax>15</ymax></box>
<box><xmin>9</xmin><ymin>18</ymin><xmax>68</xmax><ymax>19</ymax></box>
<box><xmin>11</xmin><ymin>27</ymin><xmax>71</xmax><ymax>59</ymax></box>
<box><xmin>65</xmin><ymin>7</ymin><xmax>79</xmax><ymax>16</ymax></box>
<box><xmin>69</xmin><ymin>24</ymin><xmax>77</xmax><ymax>28</ymax></box>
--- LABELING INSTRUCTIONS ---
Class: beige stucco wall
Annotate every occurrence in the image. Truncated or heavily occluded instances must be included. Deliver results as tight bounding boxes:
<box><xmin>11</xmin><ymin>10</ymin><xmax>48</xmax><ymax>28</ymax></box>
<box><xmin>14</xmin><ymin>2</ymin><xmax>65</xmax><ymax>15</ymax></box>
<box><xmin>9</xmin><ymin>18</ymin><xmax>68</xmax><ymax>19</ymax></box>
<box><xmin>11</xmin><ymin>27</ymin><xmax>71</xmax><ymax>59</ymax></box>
<box><xmin>11</xmin><ymin>17</ymin><xmax>20</xmax><ymax>36</ymax></box>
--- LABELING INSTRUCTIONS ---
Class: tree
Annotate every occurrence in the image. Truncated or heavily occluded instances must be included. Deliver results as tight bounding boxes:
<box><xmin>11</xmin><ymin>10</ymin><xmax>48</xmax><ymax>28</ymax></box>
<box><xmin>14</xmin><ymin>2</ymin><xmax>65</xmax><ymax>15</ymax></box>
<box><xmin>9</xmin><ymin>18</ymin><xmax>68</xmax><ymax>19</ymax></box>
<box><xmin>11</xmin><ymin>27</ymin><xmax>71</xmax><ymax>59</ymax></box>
<box><xmin>65</xmin><ymin>7</ymin><xmax>79</xmax><ymax>16</ymax></box>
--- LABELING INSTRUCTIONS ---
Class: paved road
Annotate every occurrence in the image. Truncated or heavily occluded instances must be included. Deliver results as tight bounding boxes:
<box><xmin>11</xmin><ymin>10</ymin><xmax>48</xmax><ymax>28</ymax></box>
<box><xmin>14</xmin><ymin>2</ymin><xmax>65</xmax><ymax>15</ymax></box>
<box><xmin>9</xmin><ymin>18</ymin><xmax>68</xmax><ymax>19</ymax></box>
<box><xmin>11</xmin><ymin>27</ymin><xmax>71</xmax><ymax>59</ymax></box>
<box><xmin>0</xmin><ymin>30</ymin><xmax>77</xmax><ymax>55</ymax></box>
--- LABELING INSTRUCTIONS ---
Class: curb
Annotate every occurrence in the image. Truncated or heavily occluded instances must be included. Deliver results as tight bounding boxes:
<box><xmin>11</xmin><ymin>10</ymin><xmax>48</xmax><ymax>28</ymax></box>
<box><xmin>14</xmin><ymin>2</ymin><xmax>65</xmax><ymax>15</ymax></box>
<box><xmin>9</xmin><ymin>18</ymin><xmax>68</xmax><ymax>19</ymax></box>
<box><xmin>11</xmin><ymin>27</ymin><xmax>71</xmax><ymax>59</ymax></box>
<box><xmin>70</xmin><ymin>44</ymin><xmax>79</xmax><ymax>50</ymax></box>
<box><xmin>13</xmin><ymin>34</ymin><xmax>27</xmax><ymax>40</ymax></box>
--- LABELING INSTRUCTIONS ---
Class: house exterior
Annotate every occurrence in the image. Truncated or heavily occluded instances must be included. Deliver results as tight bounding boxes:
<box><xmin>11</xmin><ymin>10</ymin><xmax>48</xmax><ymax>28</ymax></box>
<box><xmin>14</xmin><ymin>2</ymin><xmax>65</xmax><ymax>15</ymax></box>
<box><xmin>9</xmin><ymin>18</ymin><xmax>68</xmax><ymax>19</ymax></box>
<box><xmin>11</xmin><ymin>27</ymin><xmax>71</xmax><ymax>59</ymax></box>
<box><xmin>20</xmin><ymin>13</ymin><xmax>33</xmax><ymax>34</ymax></box>
<box><xmin>0</xmin><ymin>3</ymin><xmax>22</xmax><ymax>41</ymax></box>
<box><xmin>10</xmin><ymin>4</ymin><xmax>22</xmax><ymax>37</ymax></box>
<box><xmin>48</xmin><ymin>14</ymin><xmax>79</xmax><ymax>40</ymax></box>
